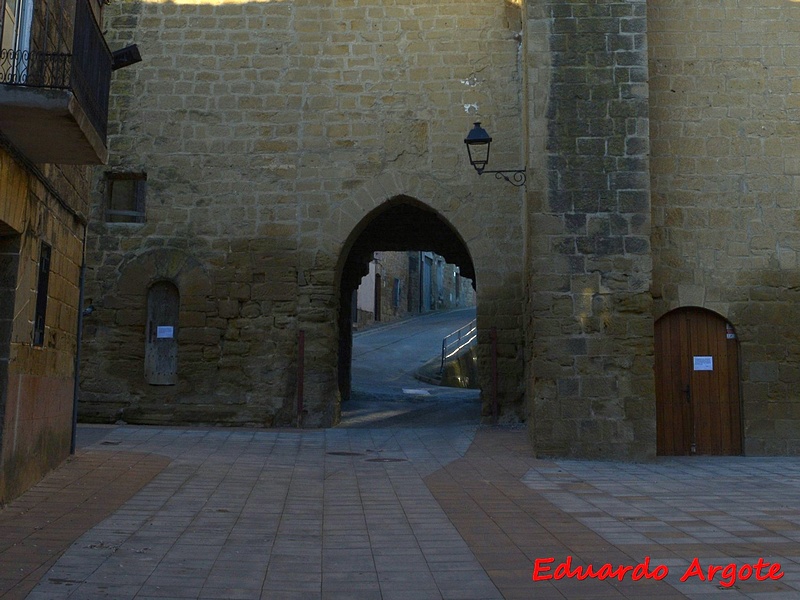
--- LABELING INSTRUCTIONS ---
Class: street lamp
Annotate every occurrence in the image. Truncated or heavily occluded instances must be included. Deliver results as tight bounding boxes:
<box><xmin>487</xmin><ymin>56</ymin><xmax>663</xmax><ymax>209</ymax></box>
<box><xmin>463</xmin><ymin>122</ymin><xmax>526</xmax><ymax>187</ymax></box>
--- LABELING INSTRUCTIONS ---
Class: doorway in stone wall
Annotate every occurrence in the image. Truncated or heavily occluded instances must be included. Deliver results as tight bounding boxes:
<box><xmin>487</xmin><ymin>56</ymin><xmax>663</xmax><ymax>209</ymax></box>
<box><xmin>373</xmin><ymin>273</ymin><xmax>381</xmax><ymax>322</ymax></box>
<box><xmin>145</xmin><ymin>281</ymin><xmax>179</xmax><ymax>385</ymax></box>
<box><xmin>655</xmin><ymin>307</ymin><xmax>742</xmax><ymax>455</ymax></box>
<box><xmin>336</xmin><ymin>196</ymin><xmax>479</xmax><ymax>427</ymax></box>
<box><xmin>0</xmin><ymin>232</ymin><xmax>20</xmax><ymax>452</ymax></box>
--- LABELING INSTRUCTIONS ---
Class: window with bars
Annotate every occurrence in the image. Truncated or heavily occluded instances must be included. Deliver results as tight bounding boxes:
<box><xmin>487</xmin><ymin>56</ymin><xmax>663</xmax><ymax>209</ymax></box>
<box><xmin>33</xmin><ymin>241</ymin><xmax>50</xmax><ymax>347</ymax></box>
<box><xmin>106</xmin><ymin>172</ymin><xmax>146</xmax><ymax>223</ymax></box>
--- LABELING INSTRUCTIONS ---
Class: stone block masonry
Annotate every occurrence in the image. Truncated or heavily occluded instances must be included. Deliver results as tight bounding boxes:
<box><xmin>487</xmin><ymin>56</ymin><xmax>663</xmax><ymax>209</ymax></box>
<box><xmin>649</xmin><ymin>0</ymin><xmax>800</xmax><ymax>455</ymax></box>
<box><xmin>0</xmin><ymin>147</ymin><xmax>92</xmax><ymax>502</ymax></box>
<box><xmin>82</xmin><ymin>0</ymin><xmax>800</xmax><ymax>458</ymax></box>
<box><xmin>525</xmin><ymin>0</ymin><xmax>654</xmax><ymax>459</ymax></box>
<box><xmin>82</xmin><ymin>0</ymin><xmax>527</xmax><ymax>427</ymax></box>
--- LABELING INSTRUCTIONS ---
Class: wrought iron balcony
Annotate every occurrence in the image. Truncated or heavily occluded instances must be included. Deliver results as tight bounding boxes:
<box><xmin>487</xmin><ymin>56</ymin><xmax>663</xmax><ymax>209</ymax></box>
<box><xmin>0</xmin><ymin>0</ymin><xmax>112</xmax><ymax>164</ymax></box>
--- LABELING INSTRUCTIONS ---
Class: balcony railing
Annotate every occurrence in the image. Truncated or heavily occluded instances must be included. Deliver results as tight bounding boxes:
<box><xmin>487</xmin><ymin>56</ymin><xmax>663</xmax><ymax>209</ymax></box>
<box><xmin>0</xmin><ymin>50</ymin><xmax>70</xmax><ymax>87</ymax></box>
<box><xmin>0</xmin><ymin>0</ymin><xmax>112</xmax><ymax>141</ymax></box>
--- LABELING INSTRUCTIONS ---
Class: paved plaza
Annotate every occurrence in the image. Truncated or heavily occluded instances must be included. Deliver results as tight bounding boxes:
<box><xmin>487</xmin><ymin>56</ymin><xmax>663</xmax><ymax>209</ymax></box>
<box><xmin>1</xmin><ymin>424</ymin><xmax>800</xmax><ymax>599</ymax></box>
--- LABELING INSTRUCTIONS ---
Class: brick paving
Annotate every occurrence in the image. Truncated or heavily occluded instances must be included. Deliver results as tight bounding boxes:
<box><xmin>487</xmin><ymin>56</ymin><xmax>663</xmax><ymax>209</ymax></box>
<box><xmin>1</xmin><ymin>425</ymin><xmax>799</xmax><ymax>599</ymax></box>
<box><xmin>0</xmin><ymin>448</ymin><xmax>168</xmax><ymax>600</ymax></box>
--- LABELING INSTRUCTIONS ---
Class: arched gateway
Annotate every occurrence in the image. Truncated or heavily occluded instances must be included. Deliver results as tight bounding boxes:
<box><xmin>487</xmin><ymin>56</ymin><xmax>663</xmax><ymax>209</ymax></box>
<box><xmin>335</xmin><ymin>196</ymin><xmax>476</xmax><ymax>404</ymax></box>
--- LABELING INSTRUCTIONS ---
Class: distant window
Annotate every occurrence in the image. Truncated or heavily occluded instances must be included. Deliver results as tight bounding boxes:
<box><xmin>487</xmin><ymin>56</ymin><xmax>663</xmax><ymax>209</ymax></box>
<box><xmin>106</xmin><ymin>172</ymin><xmax>146</xmax><ymax>223</ymax></box>
<box><xmin>392</xmin><ymin>278</ymin><xmax>401</xmax><ymax>308</ymax></box>
<box><xmin>33</xmin><ymin>242</ymin><xmax>50</xmax><ymax>346</ymax></box>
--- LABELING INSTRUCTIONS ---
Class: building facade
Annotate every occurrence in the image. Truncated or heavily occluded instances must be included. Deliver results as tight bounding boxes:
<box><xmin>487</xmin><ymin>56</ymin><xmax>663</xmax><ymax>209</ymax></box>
<box><xmin>648</xmin><ymin>1</ymin><xmax>800</xmax><ymax>455</ymax></box>
<box><xmin>0</xmin><ymin>0</ymin><xmax>112</xmax><ymax>501</ymax></box>
<box><xmin>80</xmin><ymin>0</ymin><xmax>800</xmax><ymax>458</ymax></box>
<box><xmin>80</xmin><ymin>0</ymin><xmax>525</xmax><ymax>428</ymax></box>
<box><xmin>353</xmin><ymin>251</ymin><xmax>476</xmax><ymax>329</ymax></box>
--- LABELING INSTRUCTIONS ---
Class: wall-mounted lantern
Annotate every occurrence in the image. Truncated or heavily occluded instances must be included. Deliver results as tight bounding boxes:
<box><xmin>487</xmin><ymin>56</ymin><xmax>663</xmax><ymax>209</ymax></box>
<box><xmin>112</xmin><ymin>45</ymin><xmax>142</xmax><ymax>71</ymax></box>
<box><xmin>464</xmin><ymin>122</ymin><xmax>526</xmax><ymax>187</ymax></box>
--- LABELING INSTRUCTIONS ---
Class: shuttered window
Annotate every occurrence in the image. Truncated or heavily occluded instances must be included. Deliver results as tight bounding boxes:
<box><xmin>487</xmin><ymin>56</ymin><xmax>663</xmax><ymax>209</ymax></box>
<box><xmin>106</xmin><ymin>172</ymin><xmax>146</xmax><ymax>223</ymax></box>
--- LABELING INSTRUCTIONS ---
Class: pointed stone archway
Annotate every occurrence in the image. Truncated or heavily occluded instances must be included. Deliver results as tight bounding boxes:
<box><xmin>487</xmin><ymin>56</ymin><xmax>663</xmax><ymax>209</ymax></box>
<box><xmin>335</xmin><ymin>196</ymin><xmax>476</xmax><ymax>406</ymax></box>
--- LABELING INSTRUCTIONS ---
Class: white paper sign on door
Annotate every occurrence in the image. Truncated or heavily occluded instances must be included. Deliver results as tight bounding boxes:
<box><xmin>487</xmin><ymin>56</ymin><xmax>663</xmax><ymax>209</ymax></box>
<box><xmin>693</xmin><ymin>356</ymin><xmax>713</xmax><ymax>371</ymax></box>
<box><xmin>156</xmin><ymin>326</ymin><xmax>174</xmax><ymax>339</ymax></box>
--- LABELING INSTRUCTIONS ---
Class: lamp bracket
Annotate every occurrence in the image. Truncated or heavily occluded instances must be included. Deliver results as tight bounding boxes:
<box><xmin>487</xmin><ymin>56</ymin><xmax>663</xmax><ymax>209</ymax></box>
<box><xmin>479</xmin><ymin>169</ymin><xmax>526</xmax><ymax>187</ymax></box>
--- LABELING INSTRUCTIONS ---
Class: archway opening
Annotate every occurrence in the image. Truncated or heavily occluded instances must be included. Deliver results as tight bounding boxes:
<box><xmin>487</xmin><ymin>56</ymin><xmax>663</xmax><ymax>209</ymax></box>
<box><xmin>336</xmin><ymin>196</ymin><xmax>478</xmax><ymax>426</ymax></box>
<box><xmin>655</xmin><ymin>307</ymin><xmax>743</xmax><ymax>455</ymax></box>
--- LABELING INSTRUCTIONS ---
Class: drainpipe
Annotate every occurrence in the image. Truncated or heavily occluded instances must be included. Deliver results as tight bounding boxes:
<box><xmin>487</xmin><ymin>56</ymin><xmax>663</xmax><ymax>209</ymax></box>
<box><xmin>297</xmin><ymin>329</ymin><xmax>305</xmax><ymax>428</ymax></box>
<box><xmin>70</xmin><ymin>228</ymin><xmax>88</xmax><ymax>455</ymax></box>
<box><xmin>418</xmin><ymin>251</ymin><xmax>423</xmax><ymax>313</ymax></box>
<box><xmin>491</xmin><ymin>326</ymin><xmax>498</xmax><ymax>423</ymax></box>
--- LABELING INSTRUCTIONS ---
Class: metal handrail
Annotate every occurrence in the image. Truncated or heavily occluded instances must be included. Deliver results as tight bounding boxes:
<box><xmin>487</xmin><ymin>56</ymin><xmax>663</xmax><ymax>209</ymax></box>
<box><xmin>440</xmin><ymin>319</ymin><xmax>477</xmax><ymax>374</ymax></box>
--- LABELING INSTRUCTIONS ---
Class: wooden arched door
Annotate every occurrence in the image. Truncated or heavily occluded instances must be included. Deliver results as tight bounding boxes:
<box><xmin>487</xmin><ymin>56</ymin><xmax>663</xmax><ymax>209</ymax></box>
<box><xmin>655</xmin><ymin>308</ymin><xmax>742</xmax><ymax>455</ymax></box>
<box><xmin>145</xmin><ymin>281</ymin><xmax>179</xmax><ymax>385</ymax></box>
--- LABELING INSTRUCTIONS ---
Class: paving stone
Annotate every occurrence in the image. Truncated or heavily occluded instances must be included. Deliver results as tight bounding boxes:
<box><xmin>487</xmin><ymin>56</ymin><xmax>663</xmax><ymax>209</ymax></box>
<box><xmin>2</xmin><ymin>425</ymin><xmax>800</xmax><ymax>599</ymax></box>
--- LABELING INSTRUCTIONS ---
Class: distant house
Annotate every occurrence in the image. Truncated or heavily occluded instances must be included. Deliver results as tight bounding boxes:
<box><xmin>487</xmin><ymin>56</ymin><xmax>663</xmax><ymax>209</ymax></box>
<box><xmin>354</xmin><ymin>251</ymin><xmax>476</xmax><ymax>329</ymax></box>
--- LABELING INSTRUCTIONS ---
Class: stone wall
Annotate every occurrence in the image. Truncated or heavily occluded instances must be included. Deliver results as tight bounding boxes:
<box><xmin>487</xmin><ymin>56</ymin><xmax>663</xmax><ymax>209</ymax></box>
<box><xmin>354</xmin><ymin>251</ymin><xmax>414</xmax><ymax>328</ymax></box>
<box><xmin>378</xmin><ymin>251</ymin><xmax>411</xmax><ymax>321</ymax></box>
<box><xmin>83</xmin><ymin>0</ymin><xmax>800</xmax><ymax>456</ymax></box>
<box><xmin>524</xmin><ymin>0</ymin><xmax>654</xmax><ymax>459</ymax></box>
<box><xmin>437</xmin><ymin>256</ymin><xmax>477</xmax><ymax>311</ymax></box>
<box><xmin>0</xmin><ymin>145</ymin><xmax>89</xmax><ymax>503</ymax></box>
<box><xmin>649</xmin><ymin>0</ymin><xmax>800</xmax><ymax>454</ymax></box>
<box><xmin>82</xmin><ymin>0</ymin><xmax>527</xmax><ymax>426</ymax></box>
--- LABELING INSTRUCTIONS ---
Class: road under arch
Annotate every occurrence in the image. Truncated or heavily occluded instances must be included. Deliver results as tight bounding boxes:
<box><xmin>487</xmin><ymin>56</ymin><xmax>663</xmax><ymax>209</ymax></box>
<box><xmin>336</xmin><ymin>196</ymin><xmax>476</xmax><ymax>407</ymax></box>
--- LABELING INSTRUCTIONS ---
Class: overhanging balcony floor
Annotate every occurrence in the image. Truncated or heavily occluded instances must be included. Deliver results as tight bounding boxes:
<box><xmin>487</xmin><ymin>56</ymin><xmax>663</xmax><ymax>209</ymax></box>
<box><xmin>0</xmin><ymin>84</ymin><xmax>108</xmax><ymax>165</ymax></box>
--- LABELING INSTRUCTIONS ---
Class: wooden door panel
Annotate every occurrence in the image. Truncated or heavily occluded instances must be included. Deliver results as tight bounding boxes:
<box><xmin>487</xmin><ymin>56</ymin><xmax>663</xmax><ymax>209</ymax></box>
<box><xmin>655</xmin><ymin>311</ymin><xmax>691</xmax><ymax>455</ymax></box>
<box><xmin>690</xmin><ymin>311</ymin><xmax>715</xmax><ymax>454</ymax></box>
<box><xmin>145</xmin><ymin>281</ymin><xmax>179</xmax><ymax>385</ymax></box>
<box><xmin>726</xmin><ymin>334</ymin><xmax>742</xmax><ymax>454</ymax></box>
<box><xmin>656</xmin><ymin>308</ymin><xmax>742</xmax><ymax>455</ymax></box>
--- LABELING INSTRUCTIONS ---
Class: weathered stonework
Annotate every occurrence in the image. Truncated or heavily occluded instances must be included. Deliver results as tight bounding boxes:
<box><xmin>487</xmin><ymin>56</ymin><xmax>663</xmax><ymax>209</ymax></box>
<box><xmin>525</xmin><ymin>0</ymin><xmax>654</xmax><ymax>459</ymax></box>
<box><xmin>80</xmin><ymin>0</ymin><xmax>800</xmax><ymax>458</ymax></box>
<box><xmin>82</xmin><ymin>0</ymin><xmax>527</xmax><ymax>427</ymax></box>
<box><xmin>649</xmin><ymin>0</ymin><xmax>800</xmax><ymax>455</ymax></box>
<box><xmin>0</xmin><ymin>145</ymin><xmax>90</xmax><ymax>503</ymax></box>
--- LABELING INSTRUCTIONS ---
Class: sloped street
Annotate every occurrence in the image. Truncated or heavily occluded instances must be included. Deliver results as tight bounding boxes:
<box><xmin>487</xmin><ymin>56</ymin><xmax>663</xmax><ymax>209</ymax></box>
<box><xmin>340</xmin><ymin>308</ymin><xmax>481</xmax><ymax>428</ymax></box>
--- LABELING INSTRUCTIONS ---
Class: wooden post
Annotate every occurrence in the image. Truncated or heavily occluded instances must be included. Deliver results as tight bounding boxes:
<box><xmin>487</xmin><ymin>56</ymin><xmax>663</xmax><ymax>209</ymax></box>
<box><xmin>491</xmin><ymin>326</ymin><xmax>498</xmax><ymax>423</ymax></box>
<box><xmin>297</xmin><ymin>329</ymin><xmax>305</xmax><ymax>428</ymax></box>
